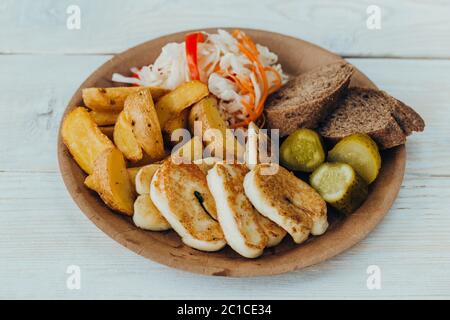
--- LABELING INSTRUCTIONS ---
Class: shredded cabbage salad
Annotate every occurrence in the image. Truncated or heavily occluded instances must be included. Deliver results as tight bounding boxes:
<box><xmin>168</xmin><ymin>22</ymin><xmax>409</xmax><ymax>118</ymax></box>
<box><xmin>112</xmin><ymin>29</ymin><xmax>288</xmax><ymax>127</ymax></box>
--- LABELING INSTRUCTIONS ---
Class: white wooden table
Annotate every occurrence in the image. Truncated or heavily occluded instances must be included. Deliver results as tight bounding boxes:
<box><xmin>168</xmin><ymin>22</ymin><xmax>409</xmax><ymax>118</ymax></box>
<box><xmin>1</xmin><ymin>0</ymin><xmax>450</xmax><ymax>299</ymax></box>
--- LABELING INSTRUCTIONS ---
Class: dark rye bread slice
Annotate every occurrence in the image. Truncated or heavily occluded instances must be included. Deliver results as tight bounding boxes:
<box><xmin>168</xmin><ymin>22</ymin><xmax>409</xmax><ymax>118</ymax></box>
<box><xmin>265</xmin><ymin>61</ymin><xmax>354</xmax><ymax>137</ymax></box>
<box><xmin>319</xmin><ymin>87</ymin><xmax>425</xmax><ymax>149</ymax></box>
<box><xmin>390</xmin><ymin>99</ymin><xmax>425</xmax><ymax>136</ymax></box>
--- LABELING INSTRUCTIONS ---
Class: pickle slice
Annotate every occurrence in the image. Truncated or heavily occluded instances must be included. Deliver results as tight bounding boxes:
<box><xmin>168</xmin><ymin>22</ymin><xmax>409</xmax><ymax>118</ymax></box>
<box><xmin>280</xmin><ymin>128</ymin><xmax>325</xmax><ymax>172</ymax></box>
<box><xmin>310</xmin><ymin>162</ymin><xmax>368</xmax><ymax>215</ymax></box>
<box><xmin>328</xmin><ymin>134</ymin><xmax>381</xmax><ymax>184</ymax></box>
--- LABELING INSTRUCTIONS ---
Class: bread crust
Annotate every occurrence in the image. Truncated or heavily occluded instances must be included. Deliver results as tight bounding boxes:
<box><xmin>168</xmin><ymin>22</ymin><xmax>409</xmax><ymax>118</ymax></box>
<box><xmin>319</xmin><ymin>87</ymin><xmax>424</xmax><ymax>149</ymax></box>
<box><xmin>391</xmin><ymin>98</ymin><xmax>425</xmax><ymax>135</ymax></box>
<box><xmin>265</xmin><ymin>62</ymin><xmax>354</xmax><ymax>137</ymax></box>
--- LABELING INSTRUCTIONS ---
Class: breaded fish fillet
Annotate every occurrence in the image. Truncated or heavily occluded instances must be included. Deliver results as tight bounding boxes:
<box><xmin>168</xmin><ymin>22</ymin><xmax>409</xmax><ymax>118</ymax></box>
<box><xmin>244</xmin><ymin>164</ymin><xmax>328</xmax><ymax>244</ymax></box>
<box><xmin>207</xmin><ymin>163</ymin><xmax>270</xmax><ymax>258</ymax></box>
<box><xmin>150</xmin><ymin>160</ymin><xmax>226</xmax><ymax>251</ymax></box>
<box><xmin>193</xmin><ymin>157</ymin><xmax>222</xmax><ymax>175</ymax></box>
<box><xmin>256</xmin><ymin>214</ymin><xmax>287</xmax><ymax>247</ymax></box>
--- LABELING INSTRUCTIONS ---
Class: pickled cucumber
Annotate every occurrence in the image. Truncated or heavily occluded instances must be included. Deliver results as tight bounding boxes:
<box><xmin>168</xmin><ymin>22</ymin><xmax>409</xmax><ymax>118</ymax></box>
<box><xmin>310</xmin><ymin>162</ymin><xmax>368</xmax><ymax>215</ymax></box>
<box><xmin>328</xmin><ymin>134</ymin><xmax>381</xmax><ymax>184</ymax></box>
<box><xmin>280</xmin><ymin>128</ymin><xmax>325</xmax><ymax>172</ymax></box>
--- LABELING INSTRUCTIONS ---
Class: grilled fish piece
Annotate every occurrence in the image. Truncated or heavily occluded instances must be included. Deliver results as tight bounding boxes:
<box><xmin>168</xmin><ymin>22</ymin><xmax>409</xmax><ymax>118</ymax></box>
<box><xmin>244</xmin><ymin>164</ymin><xmax>328</xmax><ymax>244</ymax></box>
<box><xmin>150</xmin><ymin>160</ymin><xmax>225</xmax><ymax>251</ymax></box>
<box><xmin>207</xmin><ymin>163</ymin><xmax>268</xmax><ymax>258</ymax></box>
<box><xmin>256</xmin><ymin>214</ymin><xmax>287</xmax><ymax>247</ymax></box>
<box><xmin>193</xmin><ymin>157</ymin><xmax>222</xmax><ymax>175</ymax></box>
<box><xmin>133</xmin><ymin>194</ymin><xmax>171</xmax><ymax>231</ymax></box>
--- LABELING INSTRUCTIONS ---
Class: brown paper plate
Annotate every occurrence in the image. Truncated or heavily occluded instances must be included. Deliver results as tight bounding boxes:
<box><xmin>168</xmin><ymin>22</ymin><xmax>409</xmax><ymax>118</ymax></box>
<box><xmin>58</xmin><ymin>28</ymin><xmax>405</xmax><ymax>277</ymax></box>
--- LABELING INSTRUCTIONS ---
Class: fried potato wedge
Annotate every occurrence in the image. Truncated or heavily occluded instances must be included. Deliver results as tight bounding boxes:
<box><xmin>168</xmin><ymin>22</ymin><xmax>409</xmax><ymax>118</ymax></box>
<box><xmin>124</xmin><ymin>89</ymin><xmax>166</xmax><ymax>161</ymax></box>
<box><xmin>91</xmin><ymin>147</ymin><xmax>136</xmax><ymax>215</ymax></box>
<box><xmin>133</xmin><ymin>194</ymin><xmax>171</xmax><ymax>231</ymax></box>
<box><xmin>82</xmin><ymin>86</ymin><xmax>169</xmax><ymax>112</ymax></box>
<box><xmin>163</xmin><ymin>109</ymin><xmax>189</xmax><ymax>145</ymax></box>
<box><xmin>84</xmin><ymin>174</ymin><xmax>97</xmax><ymax>191</ymax></box>
<box><xmin>88</xmin><ymin>167</ymin><xmax>139</xmax><ymax>190</ymax></box>
<box><xmin>90</xmin><ymin>110</ymin><xmax>120</xmax><ymax>126</ymax></box>
<box><xmin>114</xmin><ymin>111</ymin><xmax>143</xmax><ymax>161</ymax></box>
<box><xmin>114</xmin><ymin>89</ymin><xmax>166</xmax><ymax>162</ymax></box>
<box><xmin>130</xmin><ymin>152</ymin><xmax>168</xmax><ymax>167</ymax></box>
<box><xmin>86</xmin><ymin>168</ymin><xmax>139</xmax><ymax>193</ymax></box>
<box><xmin>156</xmin><ymin>80</ymin><xmax>208</xmax><ymax>128</ymax></box>
<box><xmin>203</xmin><ymin>134</ymin><xmax>246</xmax><ymax>162</ymax></box>
<box><xmin>172</xmin><ymin>135</ymin><xmax>203</xmax><ymax>163</ymax></box>
<box><xmin>188</xmin><ymin>96</ymin><xmax>227</xmax><ymax>134</ymax></box>
<box><xmin>189</xmin><ymin>96</ymin><xmax>245</xmax><ymax>161</ymax></box>
<box><xmin>61</xmin><ymin>107</ymin><xmax>114</xmax><ymax>174</ymax></box>
<box><xmin>135</xmin><ymin>164</ymin><xmax>160</xmax><ymax>194</ymax></box>
<box><xmin>126</xmin><ymin>166</ymin><xmax>142</xmax><ymax>189</ymax></box>
<box><xmin>99</xmin><ymin>126</ymin><xmax>114</xmax><ymax>139</ymax></box>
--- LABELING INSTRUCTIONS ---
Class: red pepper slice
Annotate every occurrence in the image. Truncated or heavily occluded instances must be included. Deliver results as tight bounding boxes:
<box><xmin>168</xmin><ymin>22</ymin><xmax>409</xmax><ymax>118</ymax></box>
<box><xmin>185</xmin><ymin>32</ymin><xmax>204</xmax><ymax>81</ymax></box>
<box><xmin>131</xmin><ymin>71</ymin><xmax>140</xmax><ymax>86</ymax></box>
<box><xmin>130</xmin><ymin>68</ymin><xmax>142</xmax><ymax>86</ymax></box>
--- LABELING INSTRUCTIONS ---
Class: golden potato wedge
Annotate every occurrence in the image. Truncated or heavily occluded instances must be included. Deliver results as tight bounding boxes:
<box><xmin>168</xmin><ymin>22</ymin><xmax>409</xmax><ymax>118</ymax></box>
<box><xmin>90</xmin><ymin>110</ymin><xmax>120</xmax><ymax>126</ymax></box>
<box><xmin>82</xmin><ymin>86</ymin><xmax>170</xmax><ymax>112</ymax></box>
<box><xmin>124</xmin><ymin>89</ymin><xmax>166</xmax><ymax>161</ymax></box>
<box><xmin>171</xmin><ymin>135</ymin><xmax>203</xmax><ymax>162</ymax></box>
<box><xmin>126</xmin><ymin>166</ymin><xmax>141</xmax><ymax>185</ymax></box>
<box><xmin>202</xmin><ymin>133</ymin><xmax>246</xmax><ymax>162</ymax></box>
<box><xmin>135</xmin><ymin>164</ymin><xmax>160</xmax><ymax>195</ymax></box>
<box><xmin>61</xmin><ymin>107</ymin><xmax>114</xmax><ymax>174</ymax></box>
<box><xmin>156</xmin><ymin>80</ymin><xmax>209</xmax><ymax>128</ymax></box>
<box><xmin>84</xmin><ymin>174</ymin><xmax>97</xmax><ymax>191</ymax></box>
<box><xmin>188</xmin><ymin>96</ymin><xmax>227</xmax><ymax>135</ymax></box>
<box><xmin>91</xmin><ymin>147</ymin><xmax>136</xmax><ymax>215</ymax></box>
<box><xmin>188</xmin><ymin>97</ymin><xmax>245</xmax><ymax>161</ymax></box>
<box><xmin>133</xmin><ymin>194</ymin><xmax>171</xmax><ymax>231</ymax></box>
<box><xmin>114</xmin><ymin>111</ymin><xmax>143</xmax><ymax>161</ymax></box>
<box><xmin>163</xmin><ymin>109</ymin><xmax>189</xmax><ymax>145</ymax></box>
<box><xmin>87</xmin><ymin>167</ymin><xmax>138</xmax><ymax>192</ymax></box>
<box><xmin>129</xmin><ymin>151</ymin><xmax>169</xmax><ymax>167</ymax></box>
<box><xmin>126</xmin><ymin>166</ymin><xmax>142</xmax><ymax>190</ymax></box>
<box><xmin>99</xmin><ymin>126</ymin><xmax>114</xmax><ymax>139</ymax></box>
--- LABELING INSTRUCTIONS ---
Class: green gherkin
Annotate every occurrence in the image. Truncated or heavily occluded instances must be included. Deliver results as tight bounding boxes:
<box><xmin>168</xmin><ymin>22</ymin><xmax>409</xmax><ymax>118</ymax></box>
<box><xmin>280</xmin><ymin>128</ymin><xmax>325</xmax><ymax>172</ymax></box>
<box><xmin>328</xmin><ymin>133</ymin><xmax>381</xmax><ymax>184</ymax></box>
<box><xmin>310</xmin><ymin>162</ymin><xmax>368</xmax><ymax>215</ymax></box>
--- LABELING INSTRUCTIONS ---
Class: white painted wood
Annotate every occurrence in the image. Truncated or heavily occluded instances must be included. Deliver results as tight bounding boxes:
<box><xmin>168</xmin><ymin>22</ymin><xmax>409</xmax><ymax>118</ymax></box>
<box><xmin>1</xmin><ymin>0</ymin><xmax>450</xmax><ymax>58</ymax></box>
<box><xmin>0</xmin><ymin>55</ymin><xmax>449</xmax><ymax>299</ymax></box>
<box><xmin>1</xmin><ymin>0</ymin><xmax>450</xmax><ymax>299</ymax></box>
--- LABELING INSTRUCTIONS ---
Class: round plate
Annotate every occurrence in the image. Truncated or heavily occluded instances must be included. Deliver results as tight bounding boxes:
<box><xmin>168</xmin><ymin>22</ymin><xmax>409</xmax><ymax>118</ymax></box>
<box><xmin>58</xmin><ymin>28</ymin><xmax>405</xmax><ymax>277</ymax></box>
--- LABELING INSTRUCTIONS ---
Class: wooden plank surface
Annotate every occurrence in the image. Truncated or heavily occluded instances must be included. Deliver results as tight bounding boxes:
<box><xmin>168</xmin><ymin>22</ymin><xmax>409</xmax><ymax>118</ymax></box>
<box><xmin>0</xmin><ymin>54</ymin><xmax>449</xmax><ymax>298</ymax></box>
<box><xmin>1</xmin><ymin>0</ymin><xmax>450</xmax><ymax>58</ymax></box>
<box><xmin>1</xmin><ymin>0</ymin><xmax>449</xmax><ymax>300</ymax></box>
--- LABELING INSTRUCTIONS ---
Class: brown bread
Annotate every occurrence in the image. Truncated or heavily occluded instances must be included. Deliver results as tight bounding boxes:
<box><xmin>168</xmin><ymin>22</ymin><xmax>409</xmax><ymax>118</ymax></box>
<box><xmin>319</xmin><ymin>87</ymin><xmax>425</xmax><ymax>149</ymax></box>
<box><xmin>265</xmin><ymin>61</ymin><xmax>354</xmax><ymax>137</ymax></box>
